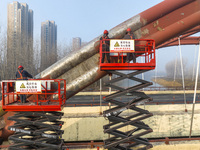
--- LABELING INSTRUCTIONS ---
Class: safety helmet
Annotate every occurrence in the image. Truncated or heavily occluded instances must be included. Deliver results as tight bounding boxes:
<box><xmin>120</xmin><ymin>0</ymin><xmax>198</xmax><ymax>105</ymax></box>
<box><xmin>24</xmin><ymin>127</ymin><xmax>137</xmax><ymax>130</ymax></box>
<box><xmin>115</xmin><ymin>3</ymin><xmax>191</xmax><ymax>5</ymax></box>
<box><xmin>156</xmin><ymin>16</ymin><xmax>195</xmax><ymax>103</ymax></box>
<box><xmin>104</xmin><ymin>30</ymin><xmax>108</xmax><ymax>34</ymax></box>
<box><xmin>18</xmin><ymin>65</ymin><xmax>24</xmax><ymax>69</ymax></box>
<box><xmin>127</xmin><ymin>28</ymin><xmax>131</xmax><ymax>32</ymax></box>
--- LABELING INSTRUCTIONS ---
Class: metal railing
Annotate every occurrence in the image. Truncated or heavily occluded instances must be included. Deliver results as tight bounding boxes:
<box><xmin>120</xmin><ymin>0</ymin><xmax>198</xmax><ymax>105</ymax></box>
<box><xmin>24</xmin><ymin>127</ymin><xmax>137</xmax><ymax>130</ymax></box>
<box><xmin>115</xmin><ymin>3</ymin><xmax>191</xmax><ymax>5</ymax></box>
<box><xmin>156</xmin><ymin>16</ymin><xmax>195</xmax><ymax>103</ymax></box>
<box><xmin>99</xmin><ymin>39</ymin><xmax>156</xmax><ymax>70</ymax></box>
<box><xmin>1</xmin><ymin>79</ymin><xmax>66</xmax><ymax>111</ymax></box>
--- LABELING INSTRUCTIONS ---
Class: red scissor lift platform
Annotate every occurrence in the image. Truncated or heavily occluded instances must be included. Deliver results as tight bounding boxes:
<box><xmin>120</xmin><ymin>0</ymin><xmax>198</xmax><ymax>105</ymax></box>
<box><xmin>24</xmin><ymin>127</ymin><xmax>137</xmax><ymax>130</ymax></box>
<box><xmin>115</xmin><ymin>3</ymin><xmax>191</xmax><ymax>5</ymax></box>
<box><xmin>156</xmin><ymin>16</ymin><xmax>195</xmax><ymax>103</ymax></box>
<box><xmin>100</xmin><ymin>39</ymin><xmax>155</xmax><ymax>150</ymax></box>
<box><xmin>100</xmin><ymin>39</ymin><xmax>155</xmax><ymax>70</ymax></box>
<box><xmin>1</xmin><ymin>79</ymin><xmax>66</xmax><ymax>150</ymax></box>
<box><xmin>2</xmin><ymin>79</ymin><xmax>66</xmax><ymax>111</ymax></box>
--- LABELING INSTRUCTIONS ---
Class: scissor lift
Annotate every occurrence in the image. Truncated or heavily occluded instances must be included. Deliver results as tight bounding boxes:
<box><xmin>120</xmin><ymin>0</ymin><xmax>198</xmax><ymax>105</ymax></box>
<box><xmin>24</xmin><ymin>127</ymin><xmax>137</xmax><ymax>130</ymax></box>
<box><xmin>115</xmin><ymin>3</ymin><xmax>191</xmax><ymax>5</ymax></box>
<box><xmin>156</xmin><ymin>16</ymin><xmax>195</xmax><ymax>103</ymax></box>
<box><xmin>1</xmin><ymin>79</ymin><xmax>66</xmax><ymax>150</ymax></box>
<box><xmin>100</xmin><ymin>39</ymin><xmax>155</xmax><ymax>150</ymax></box>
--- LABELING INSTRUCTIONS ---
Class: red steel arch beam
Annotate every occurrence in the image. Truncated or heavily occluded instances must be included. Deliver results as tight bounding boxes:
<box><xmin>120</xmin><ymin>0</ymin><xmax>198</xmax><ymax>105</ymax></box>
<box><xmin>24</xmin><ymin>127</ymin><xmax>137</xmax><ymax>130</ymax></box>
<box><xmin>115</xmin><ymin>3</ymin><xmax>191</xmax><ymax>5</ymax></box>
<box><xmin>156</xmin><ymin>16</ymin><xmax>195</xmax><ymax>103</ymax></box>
<box><xmin>36</xmin><ymin>0</ymin><xmax>196</xmax><ymax>80</ymax></box>
<box><xmin>136</xmin><ymin>0</ymin><xmax>200</xmax><ymax>46</ymax></box>
<box><xmin>182</xmin><ymin>25</ymin><xmax>200</xmax><ymax>35</ymax></box>
<box><xmin>35</xmin><ymin>0</ymin><xmax>200</xmax><ymax>99</ymax></box>
<box><xmin>139</xmin><ymin>0</ymin><xmax>196</xmax><ymax>26</ymax></box>
<box><xmin>157</xmin><ymin>36</ymin><xmax>200</xmax><ymax>48</ymax></box>
<box><xmin>170</xmin><ymin>36</ymin><xmax>200</xmax><ymax>46</ymax></box>
<box><xmin>156</xmin><ymin>26</ymin><xmax>200</xmax><ymax>48</ymax></box>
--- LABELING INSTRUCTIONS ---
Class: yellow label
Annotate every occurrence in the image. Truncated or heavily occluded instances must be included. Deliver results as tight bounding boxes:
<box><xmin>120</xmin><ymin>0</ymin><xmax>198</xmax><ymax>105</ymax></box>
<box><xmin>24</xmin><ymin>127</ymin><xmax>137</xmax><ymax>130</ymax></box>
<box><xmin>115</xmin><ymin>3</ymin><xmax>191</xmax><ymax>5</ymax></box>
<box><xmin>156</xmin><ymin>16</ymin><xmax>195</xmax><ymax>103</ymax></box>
<box><xmin>114</xmin><ymin>42</ymin><xmax>120</xmax><ymax>47</ymax></box>
<box><xmin>20</xmin><ymin>83</ymin><xmax>26</xmax><ymax>88</ymax></box>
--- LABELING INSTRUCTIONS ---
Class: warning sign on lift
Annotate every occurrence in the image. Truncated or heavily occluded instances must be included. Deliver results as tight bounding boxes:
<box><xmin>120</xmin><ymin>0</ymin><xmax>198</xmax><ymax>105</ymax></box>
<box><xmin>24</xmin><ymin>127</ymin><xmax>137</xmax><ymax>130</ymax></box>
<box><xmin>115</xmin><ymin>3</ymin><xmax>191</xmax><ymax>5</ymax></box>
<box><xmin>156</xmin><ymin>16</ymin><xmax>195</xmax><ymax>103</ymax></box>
<box><xmin>110</xmin><ymin>39</ymin><xmax>135</xmax><ymax>52</ymax></box>
<box><xmin>16</xmin><ymin>80</ymin><xmax>42</xmax><ymax>94</ymax></box>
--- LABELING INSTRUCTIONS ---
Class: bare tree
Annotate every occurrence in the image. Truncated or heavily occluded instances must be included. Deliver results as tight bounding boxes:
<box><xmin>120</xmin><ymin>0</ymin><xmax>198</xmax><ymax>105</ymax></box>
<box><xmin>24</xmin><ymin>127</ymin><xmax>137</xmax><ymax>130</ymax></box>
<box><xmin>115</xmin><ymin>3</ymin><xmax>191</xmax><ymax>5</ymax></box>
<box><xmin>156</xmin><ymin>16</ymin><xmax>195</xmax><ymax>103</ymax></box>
<box><xmin>165</xmin><ymin>58</ymin><xmax>189</xmax><ymax>79</ymax></box>
<box><xmin>33</xmin><ymin>38</ymin><xmax>41</xmax><ymax>75</ymax></box>
<box><xmin>57</xmin><ymin>41</ymin><xmax>72</xmax><ymax>60</ymax></box>
<box><xmin>0</xmin><ymin>26</ymin><xmax>7</xmax><ymax>80</ymax></box>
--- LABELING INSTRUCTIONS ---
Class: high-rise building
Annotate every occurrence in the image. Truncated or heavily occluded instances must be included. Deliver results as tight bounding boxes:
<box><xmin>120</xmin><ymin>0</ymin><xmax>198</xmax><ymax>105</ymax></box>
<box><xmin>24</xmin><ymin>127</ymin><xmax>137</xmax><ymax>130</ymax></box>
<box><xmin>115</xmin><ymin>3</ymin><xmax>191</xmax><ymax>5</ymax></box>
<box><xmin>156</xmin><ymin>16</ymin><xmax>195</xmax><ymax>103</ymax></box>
<box><xmin>41</xmin><ymin>20</ymin><xmax>57</xmax><ymax>71</ymax></box>
<box><xmin>7</xmin><ymin>1</ymin><xmax>33</xmax><ymax>78</ymax></box>
<box><xmin>72</xmin><ymin>37</ymin><xmax>81</xmax><ymax>51</ymax></box>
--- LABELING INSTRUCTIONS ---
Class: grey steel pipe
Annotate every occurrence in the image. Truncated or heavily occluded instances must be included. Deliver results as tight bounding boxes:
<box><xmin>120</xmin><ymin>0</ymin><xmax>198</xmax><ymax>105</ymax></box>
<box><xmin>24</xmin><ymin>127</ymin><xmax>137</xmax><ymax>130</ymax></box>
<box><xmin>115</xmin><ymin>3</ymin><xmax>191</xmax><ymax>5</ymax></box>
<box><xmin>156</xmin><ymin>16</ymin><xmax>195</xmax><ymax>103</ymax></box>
<box><xmin>35</xmin><ymin>14</ymin><xmax>143</xmax><ymax>79</ymax></box>
<box><xmin>37</xmin><ymin>0</ymin><xmax>195</xmax><ymax>79</ymax></box>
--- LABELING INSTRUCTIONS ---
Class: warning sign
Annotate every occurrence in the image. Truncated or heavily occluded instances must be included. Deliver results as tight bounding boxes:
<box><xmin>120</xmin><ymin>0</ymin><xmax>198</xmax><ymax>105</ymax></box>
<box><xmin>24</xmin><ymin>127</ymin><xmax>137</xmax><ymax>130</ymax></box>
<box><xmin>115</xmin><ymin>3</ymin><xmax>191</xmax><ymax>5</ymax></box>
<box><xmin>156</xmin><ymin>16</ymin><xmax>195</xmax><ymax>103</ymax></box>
<box><xmin>114</xmin><ymin>42</ymin><xmax>120</xmax><ymax>47</ymax></box>
<box><xmin>110</xmin><ymin>39</ymin><xmax>135</xmax><ymax>52</ymax></box>
<box><xmin>16</xmin><ymin>80</ymin><xmax>42</xmax><ymax>94</ymax></box>
<box><xmin>20</xmin><ymin>83</ymin><xmax>26</xmax><ymax>88</ymax></box>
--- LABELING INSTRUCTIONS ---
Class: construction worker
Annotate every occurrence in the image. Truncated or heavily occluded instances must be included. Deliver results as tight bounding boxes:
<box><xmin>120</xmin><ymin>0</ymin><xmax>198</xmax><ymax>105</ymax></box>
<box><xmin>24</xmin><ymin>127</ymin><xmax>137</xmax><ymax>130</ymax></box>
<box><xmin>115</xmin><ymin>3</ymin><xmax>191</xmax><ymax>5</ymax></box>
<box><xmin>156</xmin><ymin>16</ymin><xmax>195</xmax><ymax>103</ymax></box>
<box><xmin>100</xmin><ymin>30</ymin><xmax>111</xmax><ymax>63</ymax></box>
<box><xmin>124</xmin><ymin>28</ymin><xmax>136</xmax><ymax>63</ymax></box>
<box><xmin>16</xmin><ymin>65</ymin><xmax>33</xmax><ymax>103</ymax></box>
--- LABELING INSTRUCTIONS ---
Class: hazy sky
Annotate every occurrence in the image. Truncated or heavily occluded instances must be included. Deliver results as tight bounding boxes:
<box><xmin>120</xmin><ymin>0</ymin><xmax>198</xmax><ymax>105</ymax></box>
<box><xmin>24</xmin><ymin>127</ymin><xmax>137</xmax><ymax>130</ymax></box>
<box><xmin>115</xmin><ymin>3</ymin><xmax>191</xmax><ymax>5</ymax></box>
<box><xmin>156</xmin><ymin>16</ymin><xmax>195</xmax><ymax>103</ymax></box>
<box><xmin>0</xmin><ymin>0</ymin><xmax>199</xmax><ymax>73</ymax></box>
<box><xmin>0</xmin><ymin>0</ymin><xmax>163</xmax><ymax>41</ymax></box>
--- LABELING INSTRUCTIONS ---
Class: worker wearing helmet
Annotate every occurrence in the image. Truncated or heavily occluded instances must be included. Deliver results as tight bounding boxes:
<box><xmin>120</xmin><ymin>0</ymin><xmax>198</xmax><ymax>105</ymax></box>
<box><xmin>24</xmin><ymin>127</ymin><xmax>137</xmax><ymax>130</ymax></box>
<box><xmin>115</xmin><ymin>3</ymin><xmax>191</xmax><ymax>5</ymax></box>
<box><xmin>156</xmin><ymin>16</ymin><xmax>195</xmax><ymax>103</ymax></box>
<box><xmin>123</xmin><ymin>28</ymin><xmax>136</xmax><ymax>63</ymax></box>
<box><xmin>100</xmin><ymin>30</ymin><xmax>111</xmax><ymax>63</ymax></box>
<box><xmin>16</xmin><ymin>65</ymin><xmax>33</xmax><ymax>103</ymax></box>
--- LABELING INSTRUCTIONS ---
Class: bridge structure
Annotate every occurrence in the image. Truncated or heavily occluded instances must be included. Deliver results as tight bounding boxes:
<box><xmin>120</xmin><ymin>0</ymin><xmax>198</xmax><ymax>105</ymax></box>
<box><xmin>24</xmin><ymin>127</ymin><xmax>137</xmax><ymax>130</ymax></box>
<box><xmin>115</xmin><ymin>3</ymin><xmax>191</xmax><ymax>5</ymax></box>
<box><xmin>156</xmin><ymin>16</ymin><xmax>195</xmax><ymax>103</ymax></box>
<box><xmin>34</xmin><ymin>0</ymin><xmax>200</xmax><ymax>98</ymax></box>
<box><xmin>1</xmin><ymin>0</ymin><xmax>200</xmax><ymax>148</ymax></box>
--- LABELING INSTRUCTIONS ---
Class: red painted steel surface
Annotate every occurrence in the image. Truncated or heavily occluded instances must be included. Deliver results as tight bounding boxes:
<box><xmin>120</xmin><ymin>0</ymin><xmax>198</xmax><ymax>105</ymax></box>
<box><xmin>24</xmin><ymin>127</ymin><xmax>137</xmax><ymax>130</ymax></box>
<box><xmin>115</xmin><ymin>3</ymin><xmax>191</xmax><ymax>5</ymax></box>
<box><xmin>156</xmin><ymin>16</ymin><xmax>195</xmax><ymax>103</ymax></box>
<box><xmin>139</xmin><ymin>0</ymin><xmax>200</xmax><ymax>47</ymax></box>
<box><xmin>99</xmin><ymin>39</ymin><xmax>155</xmax><ymax>70</ymax></box>
<box><xmin>158</xmin><ymin>36</ymin><xmax>200</xmax><ymax>48</ymax></box>
<box><xmin>139</xmin><ymin>0</ymin><xmax>195</xmax><ymax>27</ymax></box>
<box><xmin>157</xmin><ymin>26</ymin><xmax>200</xmax><ymax>48</ymax></box>
<box><xmin>1</xmin><ymin>79</ymin><xmax>66</xmax><ymax>112</ymax></box>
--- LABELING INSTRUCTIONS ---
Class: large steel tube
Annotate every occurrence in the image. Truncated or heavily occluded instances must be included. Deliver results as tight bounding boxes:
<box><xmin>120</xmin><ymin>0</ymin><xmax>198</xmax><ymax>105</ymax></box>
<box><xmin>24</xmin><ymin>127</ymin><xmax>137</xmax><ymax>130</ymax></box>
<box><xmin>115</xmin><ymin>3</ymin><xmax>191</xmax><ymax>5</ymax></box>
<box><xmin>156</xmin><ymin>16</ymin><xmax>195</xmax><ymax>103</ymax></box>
<box><xmin>35</xmin><ymin>0</ymin><xmax>195</xmax><ymax>79</ymax></box>
<box><xmin>140</xmin><ymin>0</ymin><xmax>195</xmax><ymax>26</ymax></box>
<box><xmin>136</xmin><ymin>1</ymin><xmax>200</xmax><ymax>46</ymax></box>
<box><xmin>158</xmin><ymin>37</ymin><xmax>200</xmax><ymax>48</ymax></box>
<box><xmin>139</xmin><ymin>11</ymin><xmax>200</xmax><ymax>46</ymax></box>
<box><xmin>35</xmin><ymin>0</ymin><xmax>200</xmax><ymax>99</ymax></box>
<box><xmin>157</xmin><ymin>26</ymin><xmax>200</xmax><ymax>49</ymax></box>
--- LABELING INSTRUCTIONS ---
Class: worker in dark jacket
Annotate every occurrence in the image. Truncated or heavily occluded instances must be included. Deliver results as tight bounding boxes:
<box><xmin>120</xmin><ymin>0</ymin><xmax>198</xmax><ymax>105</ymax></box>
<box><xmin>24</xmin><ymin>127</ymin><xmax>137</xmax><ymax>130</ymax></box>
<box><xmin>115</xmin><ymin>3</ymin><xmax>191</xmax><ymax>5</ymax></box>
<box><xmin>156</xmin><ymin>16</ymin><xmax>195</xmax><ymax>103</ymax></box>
<box><xmin>123</xmin><ymin>28</ymin><xmax>136</xmax><ymax>63</ymax></box>
<box><xmin>100</xmin><ymin>30</ymin><xmax>111</xmax><ymax>63</ymax></box>
<box><xmin>16</xmin><ymin>65</ymin><xmax>33</xmax><ymax>103</ymax></box>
